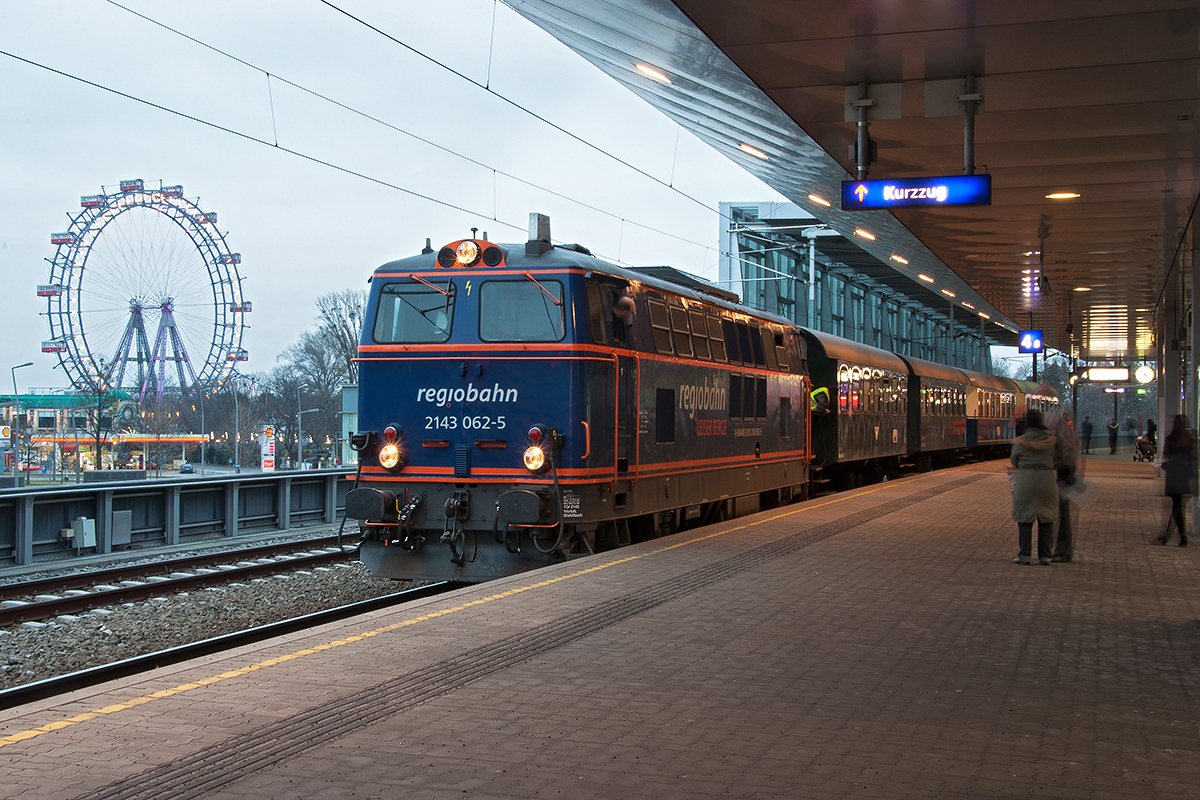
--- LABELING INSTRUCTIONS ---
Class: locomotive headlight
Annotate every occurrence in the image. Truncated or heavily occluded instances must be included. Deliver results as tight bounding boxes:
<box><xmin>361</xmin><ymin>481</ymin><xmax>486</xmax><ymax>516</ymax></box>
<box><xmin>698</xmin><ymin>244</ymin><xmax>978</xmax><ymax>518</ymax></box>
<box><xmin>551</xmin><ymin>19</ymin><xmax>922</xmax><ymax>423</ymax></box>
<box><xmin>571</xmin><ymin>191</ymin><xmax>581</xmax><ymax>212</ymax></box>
<box><xmin>456</xmin><ymin>240</ymin><xmax>481</xmax><ymax>266</ymax></box>
<box><xmin>523</xmin><ymin>445</ymin><xmax>547</xmax><ymax>473</ymax></box>
<box><xmin>378</xmin><ymin>425</ymin><xmax>405</xmax><ymax>471</ymax></box>
<box><xmin>379</xmin><ymin>443</ymin><xmax>403</xmax><ymax>470</ymax></box>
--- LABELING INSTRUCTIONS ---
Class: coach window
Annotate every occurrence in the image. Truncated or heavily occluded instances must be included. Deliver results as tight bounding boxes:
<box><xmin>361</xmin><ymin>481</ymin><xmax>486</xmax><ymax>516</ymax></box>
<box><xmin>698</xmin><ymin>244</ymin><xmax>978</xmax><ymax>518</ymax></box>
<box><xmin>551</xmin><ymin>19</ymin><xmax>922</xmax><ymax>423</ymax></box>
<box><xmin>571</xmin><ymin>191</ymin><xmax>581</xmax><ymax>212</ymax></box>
<box><xmin>899</xmin><ymin>376</ymin><xmax>907</xmax><ymax>411</ymax></box>
<box><xmin>647</xmin><ymin>299</ymin><xmax>674</xmax><ymax>354</ymax></box>
<box><xmin>729</xmin><ymin>374</ymin><xmax>743</xmax><ymax>418</ymax></box>
<box><xmin>479</xmin><ymin>280</ymin><xmax>564</xmax><ymax>342</ymax></box>
<box><xmin>689</xmin><ymin>310</ymin><xmax>711</xmax><ymax>360</ymax></box>
<box><xmin>585</xmin><ymin>283</ymin><xmax>607</xmax><ymax>345</ymax></box>
<box><xmin>882</xmin><ymin>374</ymin><xmax>892</xmax><ymax>414</ymax></box>
<box><xmin>838</xmin><ymin>365</ymin><xmax>850</xmax><ymax>413</ymax></box>
<box><xmin>670</xmin><ymin>306</ymin><xmax>693</xmax><ymax>357</ymax></box>
<box><xmin>707</xmin><ymin>316</ymin><xmax>727</xmax><ymax>362</ymax></box>
<box><xmin>373</xmin><ymin>279</ymin><xmax>456</xmax><ymax>343</ymax></box>
<box><xmin>850</xmin><ymin>366</ymin><xmax>861</xmax><ymax>414</ymax></box>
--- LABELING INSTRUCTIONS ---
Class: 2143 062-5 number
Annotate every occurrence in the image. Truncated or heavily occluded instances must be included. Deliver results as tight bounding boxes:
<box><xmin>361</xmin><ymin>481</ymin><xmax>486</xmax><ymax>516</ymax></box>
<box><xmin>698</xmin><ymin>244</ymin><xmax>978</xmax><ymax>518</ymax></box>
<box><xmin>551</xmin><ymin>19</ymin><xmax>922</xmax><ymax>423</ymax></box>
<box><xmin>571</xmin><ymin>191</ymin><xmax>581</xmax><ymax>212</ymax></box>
<box><xmin>425</xmin><ymin>415</ymin><xmax>506</xmax><ymax>430</ymax></box>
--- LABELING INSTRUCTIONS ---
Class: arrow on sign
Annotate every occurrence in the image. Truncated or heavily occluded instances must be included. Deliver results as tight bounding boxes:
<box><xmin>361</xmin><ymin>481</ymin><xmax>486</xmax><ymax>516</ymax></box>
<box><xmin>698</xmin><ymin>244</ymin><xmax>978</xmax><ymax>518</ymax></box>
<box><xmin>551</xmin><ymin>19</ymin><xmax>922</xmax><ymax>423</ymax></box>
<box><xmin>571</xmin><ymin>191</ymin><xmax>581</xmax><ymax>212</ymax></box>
<box><xmin>854</xmin><ymin>184</ymin><xmax>868</xmax><ymax>202</ymax></box>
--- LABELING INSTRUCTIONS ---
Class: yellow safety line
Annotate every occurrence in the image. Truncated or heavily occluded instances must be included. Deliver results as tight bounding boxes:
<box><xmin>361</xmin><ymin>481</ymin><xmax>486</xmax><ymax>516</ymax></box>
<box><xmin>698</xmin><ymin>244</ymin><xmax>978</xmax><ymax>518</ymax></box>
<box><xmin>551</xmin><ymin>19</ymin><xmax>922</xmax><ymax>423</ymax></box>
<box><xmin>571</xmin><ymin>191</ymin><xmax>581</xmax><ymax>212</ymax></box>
<box><xmin>0</xmin><ymin>472</ymin><xmax>935</xmax><ymax>748</ymax></box>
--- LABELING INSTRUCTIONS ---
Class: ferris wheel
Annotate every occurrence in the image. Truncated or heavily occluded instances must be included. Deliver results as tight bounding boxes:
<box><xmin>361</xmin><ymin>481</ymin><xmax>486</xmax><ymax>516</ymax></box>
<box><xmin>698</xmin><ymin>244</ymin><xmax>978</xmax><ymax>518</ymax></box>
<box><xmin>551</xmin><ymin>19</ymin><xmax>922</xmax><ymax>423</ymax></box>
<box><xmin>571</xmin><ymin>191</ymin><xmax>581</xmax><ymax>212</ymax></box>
<box><xmin>41</xmin><ymin>179</ymin><xmax>250</xmax><ymax>400</ymax></box>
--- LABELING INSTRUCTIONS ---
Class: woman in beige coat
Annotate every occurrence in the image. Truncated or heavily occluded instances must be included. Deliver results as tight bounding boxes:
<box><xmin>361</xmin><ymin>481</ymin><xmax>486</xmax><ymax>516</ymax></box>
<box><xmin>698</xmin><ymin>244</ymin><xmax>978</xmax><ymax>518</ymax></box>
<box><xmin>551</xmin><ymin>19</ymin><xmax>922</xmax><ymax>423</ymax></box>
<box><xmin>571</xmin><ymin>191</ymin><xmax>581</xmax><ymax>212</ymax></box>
<box><xmin>1011</xmin><ymin>409</ymin><xmax>1059</xmax><ymax>565</ymax></box>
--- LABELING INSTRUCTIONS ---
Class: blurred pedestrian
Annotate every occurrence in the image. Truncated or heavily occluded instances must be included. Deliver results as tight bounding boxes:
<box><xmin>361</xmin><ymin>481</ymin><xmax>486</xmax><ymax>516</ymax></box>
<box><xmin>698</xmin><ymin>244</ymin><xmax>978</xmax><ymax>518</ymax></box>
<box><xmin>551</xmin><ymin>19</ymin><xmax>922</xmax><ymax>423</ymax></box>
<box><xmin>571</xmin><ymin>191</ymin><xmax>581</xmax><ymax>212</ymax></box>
<box><xmin>1047</xmin><ymin>411</ymin><xmax>1080</xmax><ymax>562</ymax></box>
<box><xmin>1080</xmin><ymin>415</ymin><xmax>1094</xmax><ymax>454</ymax></box>
<box><xmin>1158</xmin><ymin>414</ymin><xmax>1193</xmax><ymax>547</ymax></box>
<box><xmin>1011</xmin><ymin>409</ymin><xmax>1059</xmax><ymax>565</ymax></box>
<box><xmin>1146</xmin><ymin>418</ymin><xmax>1157</xmax><ymax>447</ymax></box>
<box><xmin>1107</xmin><ymin>418</ymin><xmax>1119</xmax><ymax>454</ymax></box>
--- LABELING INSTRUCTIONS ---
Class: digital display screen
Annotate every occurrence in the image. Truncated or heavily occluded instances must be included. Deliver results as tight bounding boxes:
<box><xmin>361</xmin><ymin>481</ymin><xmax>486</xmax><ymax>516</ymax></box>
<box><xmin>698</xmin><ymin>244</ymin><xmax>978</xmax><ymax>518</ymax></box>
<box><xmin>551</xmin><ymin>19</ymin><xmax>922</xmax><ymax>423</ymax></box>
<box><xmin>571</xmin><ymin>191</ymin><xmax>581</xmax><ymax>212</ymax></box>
<box><xmin>841</xmin><ymin>174</ymin><xmax>992</xmax><ymax>210</ymax></box>
<box><xmin>1018</xmin><ymin>330</ymin><xmax>1044</xmax><ymax>354</ymax></box>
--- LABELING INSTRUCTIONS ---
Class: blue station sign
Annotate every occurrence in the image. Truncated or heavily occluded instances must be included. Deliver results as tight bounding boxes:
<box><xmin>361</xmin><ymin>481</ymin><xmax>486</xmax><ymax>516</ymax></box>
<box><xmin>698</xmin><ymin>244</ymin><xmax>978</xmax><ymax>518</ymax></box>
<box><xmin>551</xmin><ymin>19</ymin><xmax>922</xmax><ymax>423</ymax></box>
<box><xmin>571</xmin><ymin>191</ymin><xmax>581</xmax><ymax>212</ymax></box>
<box><xmin>841</xmin><ymin>174</ymin><xmax>992</xmax><ymax>210</ymax></box>
<box><xmin>1017</xmin><ymin>330</ymin><xmax>1044</xmax><ymax>354</ymax></box>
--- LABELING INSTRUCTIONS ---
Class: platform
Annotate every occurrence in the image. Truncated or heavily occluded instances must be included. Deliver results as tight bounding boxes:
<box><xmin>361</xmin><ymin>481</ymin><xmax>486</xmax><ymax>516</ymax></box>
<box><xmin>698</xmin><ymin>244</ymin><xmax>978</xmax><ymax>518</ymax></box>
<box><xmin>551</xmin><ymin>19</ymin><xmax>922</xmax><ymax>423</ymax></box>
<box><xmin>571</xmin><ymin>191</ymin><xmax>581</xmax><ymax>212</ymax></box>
<box><xmin>1</xmin><ymin>456</ymin><xmax>1197</xmax><ymax>799</ymax></box>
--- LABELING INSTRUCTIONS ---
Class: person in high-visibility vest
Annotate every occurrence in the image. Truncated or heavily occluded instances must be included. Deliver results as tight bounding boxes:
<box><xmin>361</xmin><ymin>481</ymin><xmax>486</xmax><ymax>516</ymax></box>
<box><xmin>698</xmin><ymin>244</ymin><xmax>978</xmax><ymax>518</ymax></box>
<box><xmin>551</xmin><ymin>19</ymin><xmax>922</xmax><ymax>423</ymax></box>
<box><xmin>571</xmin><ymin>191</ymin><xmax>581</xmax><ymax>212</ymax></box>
<box><xmin>810</xmin><ymin>386</ymin><xmax>830</xmax><ymax>416</ymax></box>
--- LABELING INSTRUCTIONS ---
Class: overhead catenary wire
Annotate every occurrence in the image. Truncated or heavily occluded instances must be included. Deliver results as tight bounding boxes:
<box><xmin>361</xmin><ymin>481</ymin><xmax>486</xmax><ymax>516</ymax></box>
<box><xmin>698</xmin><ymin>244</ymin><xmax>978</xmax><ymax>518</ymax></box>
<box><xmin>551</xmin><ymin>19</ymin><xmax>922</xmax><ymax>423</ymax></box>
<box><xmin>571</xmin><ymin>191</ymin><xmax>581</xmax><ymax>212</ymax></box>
<box><xmin>98</xmin><ymin>0</ymin><xmax>729</xmax><ymax>260</ymax></box>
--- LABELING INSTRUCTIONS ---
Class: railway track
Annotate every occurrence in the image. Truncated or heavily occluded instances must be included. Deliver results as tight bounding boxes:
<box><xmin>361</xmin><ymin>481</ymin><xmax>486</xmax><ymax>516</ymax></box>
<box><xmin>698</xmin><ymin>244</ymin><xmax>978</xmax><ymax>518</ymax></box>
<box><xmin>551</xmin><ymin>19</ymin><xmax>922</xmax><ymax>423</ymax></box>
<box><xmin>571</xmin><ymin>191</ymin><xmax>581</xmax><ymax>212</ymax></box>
<box><xmin>0</xmin><ymin>535</ymin><xmax>362</xmax><ymax>626</ymax></box>
<box><xmin>0</xmin><ymin>581</ymin><xmax>462</xmax><ymax>710</ymax></box>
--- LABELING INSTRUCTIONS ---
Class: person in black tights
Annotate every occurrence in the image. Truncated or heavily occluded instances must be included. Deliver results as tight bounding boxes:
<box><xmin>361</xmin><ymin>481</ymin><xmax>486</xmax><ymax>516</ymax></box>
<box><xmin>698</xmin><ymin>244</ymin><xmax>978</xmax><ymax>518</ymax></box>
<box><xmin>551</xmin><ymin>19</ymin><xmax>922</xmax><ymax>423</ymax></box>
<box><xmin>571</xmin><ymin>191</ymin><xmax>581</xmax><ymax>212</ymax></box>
<box><xmin>1158</xmin><ymin>414</ymin><xmax>1193</xmax><ymax>547</ymax></box>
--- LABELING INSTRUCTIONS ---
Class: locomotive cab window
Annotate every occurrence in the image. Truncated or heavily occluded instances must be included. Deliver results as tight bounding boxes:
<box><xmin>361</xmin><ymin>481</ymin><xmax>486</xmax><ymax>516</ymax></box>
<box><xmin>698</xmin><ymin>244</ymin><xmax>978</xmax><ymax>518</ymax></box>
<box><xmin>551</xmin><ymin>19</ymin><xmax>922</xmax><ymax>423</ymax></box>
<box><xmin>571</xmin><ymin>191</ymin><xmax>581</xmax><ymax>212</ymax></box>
<box><xmin>479</xmin><ymin>279</ymin><xmax>565</xmax><ymax>342</ymax></box>
<box><xmin>373</xmin><ymin>280</ymin><xmax>456</xmax><ymax>343</ymax></box>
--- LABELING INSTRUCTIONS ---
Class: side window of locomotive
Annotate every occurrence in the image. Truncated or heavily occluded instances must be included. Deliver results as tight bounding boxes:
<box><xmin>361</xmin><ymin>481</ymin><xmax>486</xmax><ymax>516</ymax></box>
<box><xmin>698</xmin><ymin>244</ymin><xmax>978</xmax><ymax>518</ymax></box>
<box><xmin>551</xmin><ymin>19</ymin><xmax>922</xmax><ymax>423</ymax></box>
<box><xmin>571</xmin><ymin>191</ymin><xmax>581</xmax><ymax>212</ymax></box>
<box><xmin>479</xmin><ymin>280</ymin><xmax>565</xmax><ymax>342</ymax></box>
<box><xmin>373</xmin><ymin>280</ymin><xmax>455</xmax><ymax>343</ymax></box>
<box><xmin>648</xmin><ymin>299</ymin><xmax>674</xmax><ymax>354</ymax></box>
<box><xmin>722</xmin><ymin>319</ymin><xmax>741</xmax><ymax>363</ymax></box>
<box><xmin>706</xmin><ymin>316</ymin><xmax>726</xmax><ymax>361</ymax></box>
<box><xmin>655</xmin><ymin>388</ymin><xmax>675</xmax><ymax>443</ymax></box>
<box><xmin>761</xmin><ymin>328</ymin><xmax>778</xmax><ymax>371</ymax></box>
<box><xmin>729</xmin><ymin>374</ymin><xmax>743</xmax><ymax>418</ymax></box>
<box><xmin>755</xmin><ymin>376</ymin><xmax>767</xmax><ymax>419</ymax></box>
<box><xmin>670</xmin><ymin>306</ymin><xmax>693</xmax><ymax>357</ymax></box>
<box><xmin>773</xmin><ymin>330</ymin><xmax>789</xmax><ymax>370</ymax></box>
<box><xmin>689</xmin><ymin>310</ymin><xmax>711</xmax><ymax>360</ymax></box>
<box><xmin>585</xmin><ymin>282</ymin><xmax>607</xmax><ymax>345</ymax></box>
<box><xmin>742</xmin><ymin>374</ymin><xmax>755</xmax><ymax>421</ymax></box>
<box><xmin>745</xmin><ymin>323</ymin><xmax>766</xmax><ymax>366</ymax></box>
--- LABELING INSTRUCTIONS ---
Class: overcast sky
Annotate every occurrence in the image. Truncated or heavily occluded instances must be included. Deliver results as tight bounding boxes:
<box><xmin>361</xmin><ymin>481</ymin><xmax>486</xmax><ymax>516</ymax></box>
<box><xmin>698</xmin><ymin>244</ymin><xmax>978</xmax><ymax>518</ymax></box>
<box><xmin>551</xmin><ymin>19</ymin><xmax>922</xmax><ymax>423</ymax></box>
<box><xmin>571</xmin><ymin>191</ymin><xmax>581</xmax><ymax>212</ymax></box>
<box><xmin>0</xmin><ymin>0</ymin><xmax>784</xmax><ymax>392</ymax></box>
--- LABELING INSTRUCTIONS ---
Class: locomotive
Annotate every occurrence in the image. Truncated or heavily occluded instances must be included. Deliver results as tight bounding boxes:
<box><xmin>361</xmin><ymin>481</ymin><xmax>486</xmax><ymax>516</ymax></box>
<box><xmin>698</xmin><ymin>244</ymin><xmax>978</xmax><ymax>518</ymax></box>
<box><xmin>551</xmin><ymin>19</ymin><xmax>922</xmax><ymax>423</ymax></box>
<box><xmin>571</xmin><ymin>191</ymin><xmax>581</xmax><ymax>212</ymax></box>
<box><xmin>345</xmin><ymin>214</ymin><xmax>1056</xmax><ymax>581</ymax></box>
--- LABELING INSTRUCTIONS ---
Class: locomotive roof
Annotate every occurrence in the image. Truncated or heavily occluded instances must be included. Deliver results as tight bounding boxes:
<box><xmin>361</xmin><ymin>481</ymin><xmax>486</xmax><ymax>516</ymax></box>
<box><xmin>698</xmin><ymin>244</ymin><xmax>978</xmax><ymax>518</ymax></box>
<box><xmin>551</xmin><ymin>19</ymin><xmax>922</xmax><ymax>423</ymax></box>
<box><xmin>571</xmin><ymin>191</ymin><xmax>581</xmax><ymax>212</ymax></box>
<box><xmin>374</xmin><ymin>241</ymin><xmax>794</xmax><ymax>327</ymax></box>
<box><xmin>799</xmin><ymin>328</ymin><xmax>908</xmax><ymax>373</ymax></box>
<box><xmin>898</xmin><ymin>354</ymin><xmax>970</xmax><ymax>385</ymax></box>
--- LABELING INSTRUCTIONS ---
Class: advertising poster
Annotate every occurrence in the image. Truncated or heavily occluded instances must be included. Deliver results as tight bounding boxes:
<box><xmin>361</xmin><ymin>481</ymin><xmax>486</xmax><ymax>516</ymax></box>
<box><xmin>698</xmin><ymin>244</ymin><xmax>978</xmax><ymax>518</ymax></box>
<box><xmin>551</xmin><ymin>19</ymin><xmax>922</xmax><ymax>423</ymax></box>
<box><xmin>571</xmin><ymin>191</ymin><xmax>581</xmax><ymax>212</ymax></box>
<box><xmin>261</xmin><ymin>425</ymin><xmax>275</xmax><ymax>472</ymax></box>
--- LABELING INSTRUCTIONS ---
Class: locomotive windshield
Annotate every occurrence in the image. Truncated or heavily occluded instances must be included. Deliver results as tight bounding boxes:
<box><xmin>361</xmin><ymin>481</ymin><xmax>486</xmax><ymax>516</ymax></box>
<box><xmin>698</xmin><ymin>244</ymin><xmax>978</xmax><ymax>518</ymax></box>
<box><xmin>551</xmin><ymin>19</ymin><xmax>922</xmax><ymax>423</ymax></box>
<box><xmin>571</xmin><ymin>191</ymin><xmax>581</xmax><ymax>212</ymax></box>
<box><xmin>373</xmin><ymin>280</ymin><xmax>455</xmax><ymax>343</ymax></box>
<box><xmin>479</xmin><ymin>279</ymin><xmax>565</xmax><ymax>342</ymax></box>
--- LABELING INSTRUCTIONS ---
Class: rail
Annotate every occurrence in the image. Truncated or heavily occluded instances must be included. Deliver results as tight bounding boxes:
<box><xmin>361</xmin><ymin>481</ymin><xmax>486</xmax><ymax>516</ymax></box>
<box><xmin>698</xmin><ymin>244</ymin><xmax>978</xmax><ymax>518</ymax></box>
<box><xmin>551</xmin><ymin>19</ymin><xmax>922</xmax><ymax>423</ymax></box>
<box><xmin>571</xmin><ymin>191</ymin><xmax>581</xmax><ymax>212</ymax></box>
<box><xmin>0</xmin><ymin>468</ymin><xmax>354</xmax><ymax>567</ymax></box>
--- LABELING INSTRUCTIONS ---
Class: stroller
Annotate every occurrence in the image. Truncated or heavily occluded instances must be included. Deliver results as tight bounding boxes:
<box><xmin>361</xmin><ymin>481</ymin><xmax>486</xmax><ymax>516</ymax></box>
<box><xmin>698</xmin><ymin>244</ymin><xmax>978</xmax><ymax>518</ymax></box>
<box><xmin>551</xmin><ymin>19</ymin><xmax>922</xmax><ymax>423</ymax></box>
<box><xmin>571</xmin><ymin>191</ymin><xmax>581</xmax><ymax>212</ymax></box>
<box><xmin>1134</xmin><ymin>434</ymin><xmax>1156</xmax><ymax>462</ymax></box>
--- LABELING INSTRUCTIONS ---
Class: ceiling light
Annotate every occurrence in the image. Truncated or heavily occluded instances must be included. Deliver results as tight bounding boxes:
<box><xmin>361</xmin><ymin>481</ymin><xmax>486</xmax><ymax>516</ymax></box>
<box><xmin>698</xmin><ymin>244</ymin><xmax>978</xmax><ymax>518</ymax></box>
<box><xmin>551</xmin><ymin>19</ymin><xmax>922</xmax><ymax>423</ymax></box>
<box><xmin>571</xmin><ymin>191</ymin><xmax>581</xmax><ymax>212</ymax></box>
<box><xmin>1073</xmin><ymin>286</ymin><xmax>1092</xmax><ymax>292</ymax></box>
<box><xmin>941</xmin><ymin>289</ymin><xmax>956</xmax><ymax>298</ymax></box>
<box><xmin>978</xmin><ymin>312</ymin><xmax>990</xmax><ymax>319</ymax></box>
<box><xmin>1046</xmin><ymin>192</ymin><xmax>1081</xmax><ymax>200</ymax></box>
<box><xmin>917</xmin><ymin>273</ymin><xmax>934</xmax><ymax>284</ymax></box>
<box><xmin>739</xmin><ymin>143</ymin><xmax>769</xmax><ymax>160</ymax></box>
<box><xmin>807</xmin><ymin>194</ymin><xmax>831</xmax><ymax>207</ymax></box>
<box><xmin>634</xmin><ymin>63</ymin><xmax>672</xmax><ymax>84</ymax></box>
<box><xmin>854</xmin><ymin>228</ymin><xmax>875</xmax><ymax>241</ymax></box>
<box><xmin>962</xmin><ymin>302</ymin><xmax>975</xmax><ymax>309</ymax></box>
<box><xmin>889</xmin><ymin>253</ymin><xmax>908</xmax><ymax>265</ymax></box>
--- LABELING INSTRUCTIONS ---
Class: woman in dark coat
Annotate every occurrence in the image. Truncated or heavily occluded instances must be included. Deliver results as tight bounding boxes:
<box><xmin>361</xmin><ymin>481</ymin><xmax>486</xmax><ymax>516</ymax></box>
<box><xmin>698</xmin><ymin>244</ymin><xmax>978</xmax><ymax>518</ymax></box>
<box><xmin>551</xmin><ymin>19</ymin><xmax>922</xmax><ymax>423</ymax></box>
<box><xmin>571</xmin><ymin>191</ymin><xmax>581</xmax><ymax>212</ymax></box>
<box><xmin>1011</xmin><ymin>409</ymin><xmax>1059</xmax><ymax>565</ymax></box>
<box><xmin>1158</xmin><ymin>414</ymin><xmax>1193</xmax><ymax>547</ymax></box>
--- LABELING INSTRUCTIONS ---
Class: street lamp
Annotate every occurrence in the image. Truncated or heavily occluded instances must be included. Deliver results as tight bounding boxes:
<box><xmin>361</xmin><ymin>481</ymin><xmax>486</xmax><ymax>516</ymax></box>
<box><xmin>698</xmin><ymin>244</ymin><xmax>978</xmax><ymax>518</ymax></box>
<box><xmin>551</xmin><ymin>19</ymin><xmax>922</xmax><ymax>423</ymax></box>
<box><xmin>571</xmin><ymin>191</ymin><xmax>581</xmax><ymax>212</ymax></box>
<box><xmin>10</xmin><ymin>361</ymin><xmax>33</xmax><ymax>481</ymax></box>
<box><xmin>297</xmin><ymin>406</ymin><xmax>319</xmax><ymax>470</ymax></box>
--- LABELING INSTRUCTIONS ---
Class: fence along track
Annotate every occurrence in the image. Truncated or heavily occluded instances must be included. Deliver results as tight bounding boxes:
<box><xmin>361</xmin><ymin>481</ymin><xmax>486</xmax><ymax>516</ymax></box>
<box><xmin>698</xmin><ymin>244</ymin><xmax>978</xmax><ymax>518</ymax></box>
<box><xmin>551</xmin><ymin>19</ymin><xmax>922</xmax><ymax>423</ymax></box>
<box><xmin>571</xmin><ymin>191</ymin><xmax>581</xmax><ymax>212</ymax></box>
<box><xmin>83</xmin><ymin>473</ymin><xmax>984</xmax><ymax>800</ymax></box>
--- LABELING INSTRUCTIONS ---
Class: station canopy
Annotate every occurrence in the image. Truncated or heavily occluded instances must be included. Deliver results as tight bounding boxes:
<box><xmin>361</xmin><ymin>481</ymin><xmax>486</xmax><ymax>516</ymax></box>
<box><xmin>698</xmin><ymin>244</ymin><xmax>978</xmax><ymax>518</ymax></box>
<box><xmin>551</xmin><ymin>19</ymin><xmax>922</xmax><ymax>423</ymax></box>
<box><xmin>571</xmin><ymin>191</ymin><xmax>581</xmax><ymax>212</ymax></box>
<box><xmin>509</xmin><ymin>0</ymin><xmax>1200</xmax><ymax>362</ymax></box>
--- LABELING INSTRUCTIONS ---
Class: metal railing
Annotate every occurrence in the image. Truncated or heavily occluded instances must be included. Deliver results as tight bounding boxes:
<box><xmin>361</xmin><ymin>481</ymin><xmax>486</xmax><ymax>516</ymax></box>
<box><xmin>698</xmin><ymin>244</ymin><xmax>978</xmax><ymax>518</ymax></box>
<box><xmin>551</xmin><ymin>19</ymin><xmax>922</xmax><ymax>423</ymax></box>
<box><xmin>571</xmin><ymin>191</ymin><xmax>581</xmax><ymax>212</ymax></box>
<box><xmin>0</xmin><ymin>468</ymin><xmax>354</xmax><ymax>566</ymax></box>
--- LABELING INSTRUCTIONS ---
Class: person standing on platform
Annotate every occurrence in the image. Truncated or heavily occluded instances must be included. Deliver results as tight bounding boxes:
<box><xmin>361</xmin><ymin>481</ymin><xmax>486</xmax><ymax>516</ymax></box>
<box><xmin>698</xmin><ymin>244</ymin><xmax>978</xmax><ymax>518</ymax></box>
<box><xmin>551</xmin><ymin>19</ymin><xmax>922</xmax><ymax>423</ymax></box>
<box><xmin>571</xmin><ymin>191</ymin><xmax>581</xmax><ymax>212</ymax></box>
<box><xmin>1146</xmin><ymin>418</ymin><xmax>1157</xmax><ymax>447</ymax></box>
<box><xmin>1080</xmin><ymin>416</ymin><xmax>1094</xmax><ymax>454</ymax></box>
<box><xmin>1158</xmin><ymin>414</ymin><xmax>1193</xmax><ymax>547</ymax></box>
<box><xmin>1047</xmin><ymin>411</ymin><xmax>1080</xmax><ymax>563</ymax></box>
<box><xmin>1108</xmin><ymin>418</ymin><xmax>1120</xmax><ymax>454</ymax></box>
<box><xmin>1011</xmin><ymin>409</ymin><xmax>1059</xmax><ymax>565</ymax></box>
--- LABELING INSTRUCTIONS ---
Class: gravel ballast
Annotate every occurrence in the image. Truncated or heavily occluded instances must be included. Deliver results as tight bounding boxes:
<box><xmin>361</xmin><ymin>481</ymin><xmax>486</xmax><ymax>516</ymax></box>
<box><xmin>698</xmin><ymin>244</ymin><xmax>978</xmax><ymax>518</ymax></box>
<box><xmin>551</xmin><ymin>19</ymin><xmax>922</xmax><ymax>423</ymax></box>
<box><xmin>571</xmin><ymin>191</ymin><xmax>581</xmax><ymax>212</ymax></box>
<box><xmin>0</xmin><ymin>560</ymin><xmax>412</xmax><ymax>691</ymax></box>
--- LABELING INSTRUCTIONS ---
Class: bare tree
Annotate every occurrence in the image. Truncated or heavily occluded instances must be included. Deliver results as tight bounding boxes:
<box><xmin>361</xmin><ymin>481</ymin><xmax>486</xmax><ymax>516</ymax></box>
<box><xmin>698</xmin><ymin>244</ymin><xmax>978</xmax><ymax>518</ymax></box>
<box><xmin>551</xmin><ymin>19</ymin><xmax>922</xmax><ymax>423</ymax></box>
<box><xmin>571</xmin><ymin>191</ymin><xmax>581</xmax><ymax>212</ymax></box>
<box><xmin>314</xmin><ymin>289</ymin><xmax>367</xmax><ymax>384</ymax></box>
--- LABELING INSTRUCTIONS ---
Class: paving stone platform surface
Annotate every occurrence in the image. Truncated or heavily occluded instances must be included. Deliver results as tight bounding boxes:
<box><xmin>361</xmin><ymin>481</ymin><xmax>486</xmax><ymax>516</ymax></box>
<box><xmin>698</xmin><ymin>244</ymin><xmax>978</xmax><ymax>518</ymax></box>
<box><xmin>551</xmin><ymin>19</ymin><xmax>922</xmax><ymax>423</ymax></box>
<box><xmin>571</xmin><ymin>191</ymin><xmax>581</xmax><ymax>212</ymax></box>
<box><xmin>1</xmin><ymin>457</ymin><xmax>1196</xmax><ymax>799</ymax></box>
